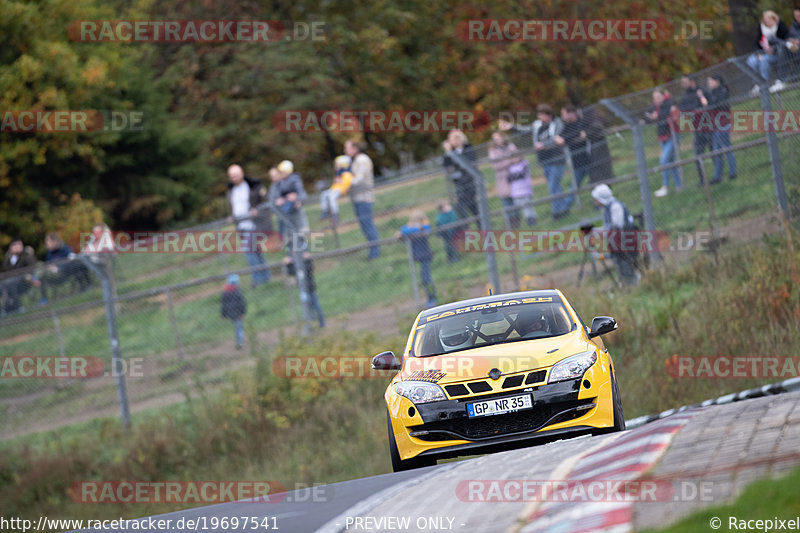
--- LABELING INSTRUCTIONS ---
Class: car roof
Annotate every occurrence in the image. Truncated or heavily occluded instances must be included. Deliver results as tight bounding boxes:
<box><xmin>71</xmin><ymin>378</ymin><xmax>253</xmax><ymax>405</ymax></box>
<box><xmin>419</xmin><ymin>289</ymin><xmax>563</xmax><ymax>319</ymax></box>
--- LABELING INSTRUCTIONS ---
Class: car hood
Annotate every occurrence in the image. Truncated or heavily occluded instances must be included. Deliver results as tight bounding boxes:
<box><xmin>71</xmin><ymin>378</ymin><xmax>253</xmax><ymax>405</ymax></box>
<box><xmin>398</xmin><ymin>331</ymin><xmax>593</xmax><ymax>385</ymax></box>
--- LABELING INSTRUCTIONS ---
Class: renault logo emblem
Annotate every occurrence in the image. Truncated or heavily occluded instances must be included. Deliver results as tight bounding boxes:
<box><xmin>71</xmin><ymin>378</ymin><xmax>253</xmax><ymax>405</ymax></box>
<box><xmin>489</xmin><ymin>368</ymin><xmax>501</xmax><ymax>380</ymax></box>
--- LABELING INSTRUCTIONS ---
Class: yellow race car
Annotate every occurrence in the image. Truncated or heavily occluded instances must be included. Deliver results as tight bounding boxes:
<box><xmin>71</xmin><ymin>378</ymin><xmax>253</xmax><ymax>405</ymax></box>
<box><xmin>372</xmin><ymin>289</ymin><xmax>624</xmax><ymax>471</ymax></box>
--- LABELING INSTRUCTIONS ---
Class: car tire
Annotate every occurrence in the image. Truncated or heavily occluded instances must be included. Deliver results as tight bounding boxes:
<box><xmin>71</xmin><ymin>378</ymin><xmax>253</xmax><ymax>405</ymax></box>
<box><xmin>387</xmin><ymin>411</ymin><xmax>436</xmax><ymax>472</ymax></box>
<box><xmin>610</xmin><ymin>371</ymin><xmax>626</xmax><ymax>432</ymax></box>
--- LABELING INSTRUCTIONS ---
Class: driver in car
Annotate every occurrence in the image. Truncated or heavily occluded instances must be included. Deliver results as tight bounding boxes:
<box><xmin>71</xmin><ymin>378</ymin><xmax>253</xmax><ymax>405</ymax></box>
<box><xmin>515</xmin><ymin>308</ymin><xmax>551</xmax><ymax>338</ymax></box>
<box><xmin>438</xmin><ymin>317</ymin><xmax>474</xmax><ymax>352</ymax></box>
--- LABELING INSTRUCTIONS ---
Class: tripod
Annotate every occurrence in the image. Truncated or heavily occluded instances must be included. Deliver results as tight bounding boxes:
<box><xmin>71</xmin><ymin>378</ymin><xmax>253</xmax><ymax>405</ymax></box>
<box><xmin>577</xmin><ymin>249</ymin><xmax>619</xmax><ymax>287</ymax></box>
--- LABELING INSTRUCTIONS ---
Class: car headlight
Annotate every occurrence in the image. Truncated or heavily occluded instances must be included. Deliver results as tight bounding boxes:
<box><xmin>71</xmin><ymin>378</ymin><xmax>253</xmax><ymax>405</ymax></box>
<box><xmin>394</xmin><ymin>381</ymin><xmax>447</xmax><ymax>404</ymax></box>
<box><xmin>548</xmin><ymin>351</ymin><xmax>598</xmax><ymax>383</ymax></box>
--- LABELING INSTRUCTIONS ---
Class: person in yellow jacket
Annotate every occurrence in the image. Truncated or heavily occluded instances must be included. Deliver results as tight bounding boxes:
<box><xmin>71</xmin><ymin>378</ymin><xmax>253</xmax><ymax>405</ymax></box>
<box><xmin>320</xmin><ymin>155</ymin><xmax>353</xmax><ymax>222</ymax></box>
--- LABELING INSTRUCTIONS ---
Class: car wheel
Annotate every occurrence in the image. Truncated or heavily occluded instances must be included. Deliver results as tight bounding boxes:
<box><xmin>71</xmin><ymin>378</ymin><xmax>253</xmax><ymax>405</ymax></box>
<box><xmin>387</xmin><ymin>411</ymin><xmax>436</xmax><ymax>472</ymax></box>
<box><xmin>610</xmin><ymin>371</ymin><xmax>626</xmax><ymax>432</ymax></box>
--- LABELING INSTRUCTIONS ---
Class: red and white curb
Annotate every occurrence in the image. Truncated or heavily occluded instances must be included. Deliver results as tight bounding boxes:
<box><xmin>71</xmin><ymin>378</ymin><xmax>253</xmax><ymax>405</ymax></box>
<box><xmin>517</xmin><ymin>412</ymin><xmax>697</xmax><ymax>533</ymax></box>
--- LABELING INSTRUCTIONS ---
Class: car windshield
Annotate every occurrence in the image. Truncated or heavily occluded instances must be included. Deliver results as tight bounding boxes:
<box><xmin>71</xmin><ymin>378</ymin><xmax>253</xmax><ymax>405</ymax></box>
<box><xmin>412</xmin><ymin>299</ymin><xmax>575</xmax><ymax>357</ymax></box>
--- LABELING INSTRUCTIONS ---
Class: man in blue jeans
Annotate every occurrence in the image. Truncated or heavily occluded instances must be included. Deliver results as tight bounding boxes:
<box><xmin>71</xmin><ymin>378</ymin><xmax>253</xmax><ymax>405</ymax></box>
<box><xmin>227</xmin><ymin>164</ymin><xmax>272</xmax><ymax>286</ymax></box>
<box><xmin>344</xmin><ymin>140</ymin><xmax>381</xmax><ymax>259</ymax></box>
<box><xmin>533</xmin><ymin>104</ymin><xmax>573</xmax><ymax>219</ymax></box>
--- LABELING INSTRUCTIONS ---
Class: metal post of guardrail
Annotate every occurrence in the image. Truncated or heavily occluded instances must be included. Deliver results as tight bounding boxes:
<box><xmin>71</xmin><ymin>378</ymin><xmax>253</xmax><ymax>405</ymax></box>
<box><xmin>563</xmin><ymin>146</ymin><xmax>581</xmax><ymax>209</ymax></box>
<box><xmin>404</xmin><ymin>237</ymin><xmax>422</xmax><ymax>308</ymax></box>
<box><xmin>447</xmin><ymin>150</ymin><xmax>501</xmax><ymax>293</ymax></box>
<box><xmin>51</xmin><ymin>310</ymin><xmax>65</xmax><ymax>358</ymax></box>
<box><xmin>79</xmin><ymin>254</ymin><xmax>131</xmax><ymax>429</ymax></box>
<box><xmin>729</xmin><ymin>57</ymin><xmax>790</xmax><ymax>220</ymax></box>
<box><xmin>600</xmin><ymin>98</ymin><xmax>661</xmax><ymax>263</ymax></box>
<box><xmin>269</xmin><ymin>204</ymin><xmax>312</xmax><ymax>336</ymax></box>
<box><xmin>671</xmin><ymin>129</ymin><xmax>685</xmax><ymax>188</ymax></box>
<box><xmin>165</xmin><ymin>288</ymin><xmax>184</xmax><ymax>361</ymax></box>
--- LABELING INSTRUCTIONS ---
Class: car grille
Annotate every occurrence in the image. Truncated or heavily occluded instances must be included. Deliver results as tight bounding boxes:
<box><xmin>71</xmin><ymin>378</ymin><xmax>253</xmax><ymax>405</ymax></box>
<box><xmin>411</xmin><ymin>398</ymin><xmax>594</xmax><ymax>442</ymax></box>
<box><xmin>444</xmin><ymin>370</ymin><xmax>548</xmax><ymax>398</ymax></box>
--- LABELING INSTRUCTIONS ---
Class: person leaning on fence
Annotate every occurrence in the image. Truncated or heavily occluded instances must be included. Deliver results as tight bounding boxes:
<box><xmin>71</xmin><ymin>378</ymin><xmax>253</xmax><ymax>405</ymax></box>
<box><xmin>678</xmin><ymin>76</ymin><xmax>712</xmax><ymax>186</ymax></box>
<box><xmin>560</xmin><ymin>105</ymin><xmax>592</xmax><ymax>188</ymax></box>
<box><xmin>283</xmin><ymin>252</ymin><xmax>325</xmax><ymax>328</ymax></box>
<box><xmin>775</xmin><ymin>6</ymin><xmax>800</xmax><ymax>85</ymax></box>
<box><xmin>1</xmin><ymin>238</ymin><xmax>40</xmax><ymax>314</ymax></box>
<box><xmin>534</xmin><ymin>104</ymin><xmax>573</xmax><ymax>220</ymax></box>
<box><xmin>645</xmin><ymin>88</ymin><xmax>682</xmax><ymax>198</ymax></box>
<box><xmin>435</xmin><ymin>201</ymin><xmax>460</xmax><ymax>263</ymax></box>
<box><xmin>442</xmin><ymin>129</ymin><xmax>480</xmax><ymax>224</ymax></box>
<box><xmin>39</xmin><ymin>232</ymin><xmax>91</xmax><ymax>304</ymax></box>
<box><xmin>591</xmin><ymin>185</ymin><xmax>639</xmax><ymax>286</ymax></box>
<box><xmin>488</xmin><ymin>131</ymin><xmax>519</xmax><ymax>227</ymax></box>
<box><xmin>398</xmin><ymin>211</ymin><xmax>437</xmax><ymax>308</ymax></box>
<box><xmin>699</xmin><ymin>75</ymin><xmax>737</xmax><ymax>184</ymax></box>
<box><xmin>269</xmin><ymin>160</ymin><xmax>310</xmax><ymax>245</ymax></box>
<box><xmin>220</xmin><ymin>274</ymin><xmax>247</xmax><ymax>349</ymax></box>
<box><xmin>227</xmin><ymin>164</ymin><xmax>272</xmax><ymax>287</ymax></box>
<box><xmin>344</xmin><ymin>139</ymin><xmax>381</xmax><ymax>260</ymax></box>
<box><xmin>746</xmin><ymin>10</ymin><xmax>789</xmax><ymax>93</ymax></box>
<box><xmin>320</xmin><ymin>155</ymin><xmax>353</xmax><ymax>223</ymax></box>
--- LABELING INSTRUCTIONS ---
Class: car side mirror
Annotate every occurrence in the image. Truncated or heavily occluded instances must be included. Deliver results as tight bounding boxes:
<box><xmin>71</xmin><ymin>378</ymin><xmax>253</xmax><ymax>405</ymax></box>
<box><xmin>371</xmin><ymin>351</ymin><xmax>401</xmax><ymax>371</ymax></box>
<box><xmin>588</xmin><ymin>316</ymin><xmax>617</xmax><ymax>338</ymax></box>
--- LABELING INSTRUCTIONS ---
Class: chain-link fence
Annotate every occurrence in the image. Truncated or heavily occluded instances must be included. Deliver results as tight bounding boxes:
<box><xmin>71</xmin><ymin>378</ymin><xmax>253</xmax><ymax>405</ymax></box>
<box><xmin>2</xmin><ymin>52</ymin><xmax>799</xmax><ymax>439</ymax></box>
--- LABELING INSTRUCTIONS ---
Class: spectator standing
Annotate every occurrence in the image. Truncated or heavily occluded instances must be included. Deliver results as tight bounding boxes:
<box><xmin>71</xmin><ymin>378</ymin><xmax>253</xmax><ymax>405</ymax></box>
<box><xmin>284</xmin><ymin>252</ymin><xmax>325</xmax><ymax>328</ymax></box>
<box><xmin>499</xmin><ymin>106</ymin><xmax>574</xmax><ymax>219</ymax></box>
<box><xmin>678</xmin><ymin>76</ymin><xmax>712</xmax><ymax>185</ymax></box>
<box><xmin>533</xmin><ymin>104</ymin><xmax>573</xmax><ymax>219</ymax></box>
<box><xmin>1</xmin><ymin>238</ymin><xmax>39</xmax><ymax>313</ymax></box>
<box><xmin>40</xmin><ymin>232</ymin><xmax>91</xmax><ymax>303</ymax></box>
<box><xmin>227</xmin><ymin>164</ymin><xmax>271</xmax><ymax>286</ymax></box>
<box><xmin>488</xmin><ymin>131</ymin><xmax>519</xmax><ymax>227</ymax></box>
<box><xmin>777</xmin><ymin>6</ymin><xmax>800</xmax><ymax>84</ymax></box>
<box><xmin>399</xmin><ymin>211</ymin><xmax>437</xmax><ymax>308</ymax></box>
<box><xmin>220</xmin><ymin>274</ymin><xmax>247</xmax><ymax>349</ymax></box>
<box><xmin>435</xmin><ymin>202</ymin><xmax>460</xmax><ymax>263</ymax></box>
<box><xmin>700</xmin><ymin>75</ymin><xmax>737</xmax><ymax>184</ymax></box>
<box><xmin>344</xmin><ymin>140</ymin><xmax>381</xmax><ymax>259</ymax></box>
<box><xmin>320</xmin><ymin>155</ymin><xmax>353</xmax><ymax>222</ymax></box>
<box><xmin>746</xmin><ymin>10</ymin><xmax>789</xmax><ymax>92</ymax></box>
<box><xmin>646</xmin><ymin>89</ymin><xmax>682</xmax><ymax>197</ymax></box>
<box><xmin>591</xmin><ymin>185</ymin><xmax>639</xmax><ymax>286</ymax></box>
<box><xmin>269</xmin><ymin>160</ymin><xmax>310</xmax><ymax>245</ymax></box>
<box><xmin>507</xmin><ymin>158</ymin><xmax>538</xmax><ymax>227</ymax></box>
<box><xmin>582</xmin><ymin>107</ymin><xmax>614</xmax><ymax>184</ymax></box>
<box><xmin>442</xmin><ymin>129</ymin><xmax>480</xmax><ymax>223</ymax></box>
<box><xmin>560</xmin><ymin>105</ymin><xmax>592</xmax><ymax>188</ymax></box>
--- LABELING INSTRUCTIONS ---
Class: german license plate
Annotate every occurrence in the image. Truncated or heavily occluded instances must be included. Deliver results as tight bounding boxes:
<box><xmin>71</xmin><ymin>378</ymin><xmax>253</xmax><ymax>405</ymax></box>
<box><xmin>466</xmin><ymin>394</ymin><xmax>533</xmax><ymax>418</ymax></box>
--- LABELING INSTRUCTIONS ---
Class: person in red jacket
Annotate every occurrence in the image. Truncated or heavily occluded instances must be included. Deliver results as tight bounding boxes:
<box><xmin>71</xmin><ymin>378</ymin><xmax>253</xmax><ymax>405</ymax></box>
<box><xmin>645</xmin><ymin>88</ymin><xmax>682</xmax><ymax>197</ymax></box>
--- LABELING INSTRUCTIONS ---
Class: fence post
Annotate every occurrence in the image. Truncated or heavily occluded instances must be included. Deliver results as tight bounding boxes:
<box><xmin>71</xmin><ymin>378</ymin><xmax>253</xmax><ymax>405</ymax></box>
<box><xmin>671</xmin><ymin>129</ymin><xmax>685</xmax><ymax>188</ymax></box>
<box><xmin>80</xmin><ymin>255</ymin><xmax>131</xmax><ymax>429</ymax></box>
<box><xmin>51</xmin><ymin>310</ymin><xmax>65</xmax><ymax>358</ymax></box>
<box><xmin>448</xmin><ymin>151</ymin><xmax>501</xmax><ymax>293</ymax></box>
<box><xmin>728</xmin><ymin>57</ymin><xmax>790</xmax><ymax>220</ymax></box>
<box><xmin>165</xmin><ymin>288</ymin><xmax>184</xmax><ymax>361</ymax></box>
<box><xmin>601</xmin><ymin>99</ymin><xmax>661</xmax><ymax>263</ymax></box>
<box><xmin>404</xmin><ymin>237</ymin><xmax>422</xmax><ymax>308</ymax></box>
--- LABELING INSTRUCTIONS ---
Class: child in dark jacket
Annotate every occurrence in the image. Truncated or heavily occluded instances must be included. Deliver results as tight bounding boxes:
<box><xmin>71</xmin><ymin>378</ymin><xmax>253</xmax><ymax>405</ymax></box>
<box><xmin>284</xmin><ymin>252</ymin><xmax>325</xmax><ymax>328</ymax></box>
<box><xmin>221</xmin><ymin>274</ymin><xmax>247</xmax><ymax>349</ymax></box>
<box><xmin>435</xmin><ymin>202</ymin><xmax>460</xmax><ymax>263</ymax></box>
<box><xmin>399</xmin><ymin>211</ymin><xmax>437</xmax><ymax>308</ymax></box>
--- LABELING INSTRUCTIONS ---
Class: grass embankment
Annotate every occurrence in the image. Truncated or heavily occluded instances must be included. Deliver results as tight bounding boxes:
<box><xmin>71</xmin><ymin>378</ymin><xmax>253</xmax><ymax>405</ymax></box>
<box><xmin>643</xmin><ymin>465</ymin><xmax>800</xmax><ymax>533</ymax></box>
<box><xmin>2</xmin><ymin>231</ymin><xmax>800</xmax><ymax>523</ymax></box>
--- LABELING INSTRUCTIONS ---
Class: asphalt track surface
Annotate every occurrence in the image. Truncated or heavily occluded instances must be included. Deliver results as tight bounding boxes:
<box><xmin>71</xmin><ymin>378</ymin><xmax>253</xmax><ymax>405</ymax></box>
<box><xmin>72</xmin><ymin>389</ymin><xmax>800</xmax><ymax>533</ymax></box>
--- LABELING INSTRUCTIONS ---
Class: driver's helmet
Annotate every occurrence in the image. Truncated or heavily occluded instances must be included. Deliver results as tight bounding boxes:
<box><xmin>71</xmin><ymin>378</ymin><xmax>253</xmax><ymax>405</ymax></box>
<box><xmin>516</xmin><ymin>308</ymin><xmax>550</xmax><ymax>336</ymax></box>
<box><xmin>438</xmin><ymin>318</ymin><xmax>473</xmax><ymax>351</ymax></box>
